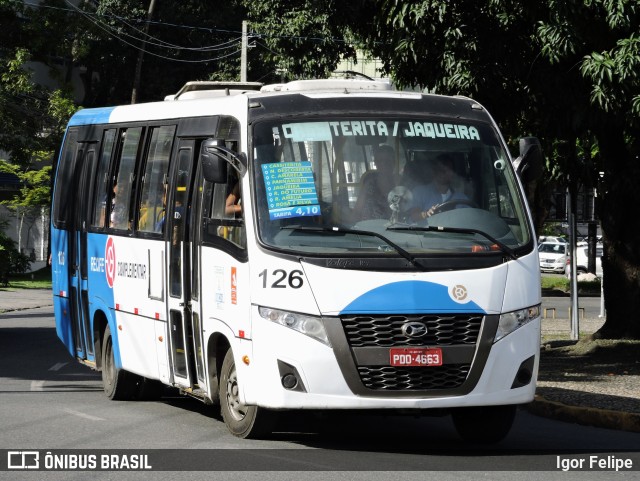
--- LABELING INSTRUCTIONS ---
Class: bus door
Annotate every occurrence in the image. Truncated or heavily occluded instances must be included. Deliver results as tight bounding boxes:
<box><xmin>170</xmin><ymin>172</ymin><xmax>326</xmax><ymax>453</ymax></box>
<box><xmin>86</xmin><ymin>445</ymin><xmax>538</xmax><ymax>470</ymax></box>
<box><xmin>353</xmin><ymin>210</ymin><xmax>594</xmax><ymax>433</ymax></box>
<box><xmin>68</xmin><ymin>144</ymin><xmax>97</xmax><ymax>361</ymax></box>
<box><xmin>166</xmin><ymin>140</ymin><xmax>203</xmax><ymax>391</ymax></box>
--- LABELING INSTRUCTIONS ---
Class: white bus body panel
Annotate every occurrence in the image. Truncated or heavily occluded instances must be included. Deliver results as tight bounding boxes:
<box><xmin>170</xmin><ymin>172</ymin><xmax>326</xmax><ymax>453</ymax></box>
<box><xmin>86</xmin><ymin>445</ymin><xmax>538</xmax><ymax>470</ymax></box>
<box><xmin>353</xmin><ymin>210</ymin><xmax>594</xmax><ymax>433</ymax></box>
<box><xmin>97</xmin><ymin>236</ymin><xmax>169</xmax><ymax>382</ymax></box>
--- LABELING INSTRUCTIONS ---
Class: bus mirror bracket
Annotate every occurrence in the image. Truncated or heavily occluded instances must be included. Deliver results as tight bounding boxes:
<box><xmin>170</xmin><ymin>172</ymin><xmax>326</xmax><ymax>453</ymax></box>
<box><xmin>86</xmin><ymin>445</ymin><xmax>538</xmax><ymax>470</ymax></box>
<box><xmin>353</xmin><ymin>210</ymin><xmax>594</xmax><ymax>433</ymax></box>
<box><xmin>200</xmin><ymin>139</ymin><xmax>246</xmax><ymax>183</ymax></box>
<box><xmin>513</xmin><ymin>137</ymin><xmax>543</xmax><ymax>184</ymax></box>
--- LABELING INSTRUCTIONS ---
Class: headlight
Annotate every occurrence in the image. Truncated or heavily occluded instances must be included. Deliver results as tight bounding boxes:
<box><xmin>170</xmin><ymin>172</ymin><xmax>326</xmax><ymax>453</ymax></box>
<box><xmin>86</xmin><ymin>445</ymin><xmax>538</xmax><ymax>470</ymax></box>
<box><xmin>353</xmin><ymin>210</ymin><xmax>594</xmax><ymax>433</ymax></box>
<box><xmin>495</xmin><ymin>304</ymin><xmax>540</xmax><ymax>342</ymax></box>
<box><xmin>258</xmin><ymin>307</ymin><xmax>331</xmax><ymax>346</ymax></box>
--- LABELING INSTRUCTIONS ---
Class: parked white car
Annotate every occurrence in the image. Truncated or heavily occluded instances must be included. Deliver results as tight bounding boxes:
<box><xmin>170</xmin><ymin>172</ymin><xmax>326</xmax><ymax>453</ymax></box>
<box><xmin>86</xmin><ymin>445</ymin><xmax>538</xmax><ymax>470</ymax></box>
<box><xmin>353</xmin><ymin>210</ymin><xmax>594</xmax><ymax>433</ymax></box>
<box><xmin>538</xmin><ymin>242</ymin><xmax>569</xmax><ymax>274</ymax></box>
<box><xmin>538</xmin><ymin>235</ymin><xmax>568</xmax><ymax>245</ymax></box>
<box><xmin>565</xmin><ymin>243</ymin><xmax>603</xmax><ymax>278</ymax></box>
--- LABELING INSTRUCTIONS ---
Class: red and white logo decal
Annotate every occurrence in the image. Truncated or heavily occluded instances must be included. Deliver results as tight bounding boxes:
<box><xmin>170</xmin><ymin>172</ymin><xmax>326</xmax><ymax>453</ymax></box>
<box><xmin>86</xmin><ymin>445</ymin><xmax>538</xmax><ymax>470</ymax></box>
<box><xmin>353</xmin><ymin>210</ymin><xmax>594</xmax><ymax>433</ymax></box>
<box><xmin>105</xmin><ymin>237</ymin><xmax>116</xmax><ymax>288</ymax></box>
<box><xmin>231</xmin><ymin>266</ymin><xmax>237</xmax><ymax>305</ymax></box>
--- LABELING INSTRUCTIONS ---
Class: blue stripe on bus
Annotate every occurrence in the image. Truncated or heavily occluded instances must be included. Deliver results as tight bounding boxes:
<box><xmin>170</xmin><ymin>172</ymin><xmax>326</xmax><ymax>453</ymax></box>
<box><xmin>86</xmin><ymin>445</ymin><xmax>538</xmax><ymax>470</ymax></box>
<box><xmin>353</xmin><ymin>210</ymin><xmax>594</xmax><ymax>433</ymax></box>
<box><xmin>339</xmin><ymin>280</ymin><xmax>485</xmax><ymax>314</ymax></box>
<box><xmin>86</xmin><ymin>233</ymin><xmax>120</xmax><ymax>366</ymax></box>
<box><xmin>68</xmin><ymin>107</ymin><xmax>116</xmax><ymax>126</ymax></box>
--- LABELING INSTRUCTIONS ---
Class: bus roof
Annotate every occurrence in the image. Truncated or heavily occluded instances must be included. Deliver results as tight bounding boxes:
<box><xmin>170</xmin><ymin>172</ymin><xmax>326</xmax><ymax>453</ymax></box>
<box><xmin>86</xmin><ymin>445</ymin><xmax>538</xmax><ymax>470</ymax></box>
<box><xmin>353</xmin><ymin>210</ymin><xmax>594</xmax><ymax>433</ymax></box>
<box><xmin>67</xmin><ymin>79</ymin><xmax>485</xmax><ymax>127</ymax></box>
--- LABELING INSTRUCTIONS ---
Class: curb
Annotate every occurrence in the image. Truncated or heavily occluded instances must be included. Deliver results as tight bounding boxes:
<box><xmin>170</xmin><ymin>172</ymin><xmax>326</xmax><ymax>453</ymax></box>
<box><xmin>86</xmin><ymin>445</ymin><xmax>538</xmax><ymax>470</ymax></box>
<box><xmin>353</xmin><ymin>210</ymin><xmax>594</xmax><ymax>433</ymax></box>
<box><xmin>1</xmin><ymin>304</ymin><xmax>53</xmax><ymax>314</ymax></box>
<box><xmin>526</xmin><ymin>395</ymin><xmax>640</xmax><ymax>433</ymax></box>
<box><xmin>0</xmin><ymin>288</ymin><xmax>53</xmax><ymax>314</ymax></box>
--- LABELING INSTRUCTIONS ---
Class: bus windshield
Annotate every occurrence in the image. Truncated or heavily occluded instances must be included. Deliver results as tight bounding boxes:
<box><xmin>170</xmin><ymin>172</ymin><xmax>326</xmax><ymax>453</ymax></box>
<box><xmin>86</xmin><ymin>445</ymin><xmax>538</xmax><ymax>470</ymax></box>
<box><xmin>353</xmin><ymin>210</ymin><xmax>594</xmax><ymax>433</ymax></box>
<box><xmin>251</xmin><ymin>116</ymin><xmax>532</xmax><ymax>257</ymax></box>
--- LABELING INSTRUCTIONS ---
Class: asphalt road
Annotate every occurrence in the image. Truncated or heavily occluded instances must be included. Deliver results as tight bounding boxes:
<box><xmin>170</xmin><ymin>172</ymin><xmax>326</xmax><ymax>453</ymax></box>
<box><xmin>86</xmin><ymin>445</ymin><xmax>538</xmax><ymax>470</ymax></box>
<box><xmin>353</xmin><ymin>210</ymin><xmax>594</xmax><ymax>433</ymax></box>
<box><xmin>1</xmin><ymin>306</ymin><xmax>639</xmax><ymax>481</ymax></box>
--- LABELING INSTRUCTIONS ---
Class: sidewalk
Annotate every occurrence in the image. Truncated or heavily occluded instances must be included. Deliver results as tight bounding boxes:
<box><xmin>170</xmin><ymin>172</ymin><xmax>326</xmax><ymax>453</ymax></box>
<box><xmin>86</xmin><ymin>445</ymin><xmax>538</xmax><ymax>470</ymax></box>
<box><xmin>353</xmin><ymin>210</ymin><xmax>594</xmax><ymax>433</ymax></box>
<box><xmin>0</xmin><ymin>288</ymin><xmax>638</xmax><ymax>433</ymax></box>
<box><xmin>0</xmin><ymin>288</ymin><xmax>52</xmax><ymax>312</ymax></box>
<box><xmin>534</xmin><ymin>315</ymin><xmax>640</xmax><ymax>433</ymax></box>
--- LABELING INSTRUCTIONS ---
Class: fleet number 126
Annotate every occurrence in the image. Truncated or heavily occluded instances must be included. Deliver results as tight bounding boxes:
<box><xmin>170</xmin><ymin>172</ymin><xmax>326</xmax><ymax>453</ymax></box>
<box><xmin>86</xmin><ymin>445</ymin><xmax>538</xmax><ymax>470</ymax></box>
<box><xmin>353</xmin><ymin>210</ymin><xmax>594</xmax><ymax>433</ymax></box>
<box><xmin>258</xmin><ymin>269</ymin><xmax>304</xmax><ymax>289</ymax></box>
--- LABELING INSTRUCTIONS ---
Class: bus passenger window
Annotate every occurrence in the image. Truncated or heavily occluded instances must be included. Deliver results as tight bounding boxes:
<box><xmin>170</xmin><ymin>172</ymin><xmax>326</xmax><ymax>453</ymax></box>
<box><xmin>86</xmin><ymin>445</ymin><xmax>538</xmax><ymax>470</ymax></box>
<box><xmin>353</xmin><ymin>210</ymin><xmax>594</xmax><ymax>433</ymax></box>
<box><xmin>202</xmin><ymin>168</ymin><xmax>246</xmax><ymax>250</ymax></box>
<box><xmin>137</xmin><ymin>126</ymin><xmax>175</xmax><ymax>234</ymax></box>
<box><xmin>109</xmin><ymin>128</ymin><xmax>142</xmax><ymax>230</ymax></box>
<box><xmin>91</xmin><ymin>129</ymin><xmax>116</xmax><ymax>229</ymax></box>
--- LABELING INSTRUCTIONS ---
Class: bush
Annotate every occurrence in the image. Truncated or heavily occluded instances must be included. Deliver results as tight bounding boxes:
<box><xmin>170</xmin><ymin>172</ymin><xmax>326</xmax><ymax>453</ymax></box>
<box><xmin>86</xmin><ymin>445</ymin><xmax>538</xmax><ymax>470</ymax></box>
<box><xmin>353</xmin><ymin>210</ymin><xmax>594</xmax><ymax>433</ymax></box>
<box><xmin>541</xmin><ymin>275</ymin><xmax>601</xmax><ymax>293</ymax></box>
<box><xmin>541</xmin><ymin>276</ymin><xmax>569</xmax><ymax>291</ymax></box>
<box><xmin>0</xmin><ymin>231</ymin><xmax>31</xmax><ymax>283</ymax></box>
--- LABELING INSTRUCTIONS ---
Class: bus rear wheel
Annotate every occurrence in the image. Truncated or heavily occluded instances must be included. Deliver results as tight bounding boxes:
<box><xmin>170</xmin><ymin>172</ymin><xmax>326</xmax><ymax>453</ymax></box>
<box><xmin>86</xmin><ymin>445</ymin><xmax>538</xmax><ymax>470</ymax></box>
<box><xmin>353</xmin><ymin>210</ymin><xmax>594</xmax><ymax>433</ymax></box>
<box><xmin>451</xmin><ymin>405</ymin><xmax>517</xmax><ymax>443</ymax></box>
<box><xmin>219</xmin><ymin>349</ymin><xmax>275</xmax><ymax>439</ymax></box>
<box><xmin>101</xmin><ymin>325</ymin><xmax>137</xmax><ymax>400</ymax></box>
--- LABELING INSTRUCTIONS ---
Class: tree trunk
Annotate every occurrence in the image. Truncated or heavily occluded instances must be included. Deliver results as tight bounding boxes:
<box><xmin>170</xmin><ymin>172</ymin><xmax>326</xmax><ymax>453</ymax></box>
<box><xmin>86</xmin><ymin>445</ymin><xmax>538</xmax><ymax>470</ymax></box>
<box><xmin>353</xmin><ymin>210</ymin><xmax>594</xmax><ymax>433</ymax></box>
<box><xmin>17</xmin><ymin>208</ymin><xmax>24</xmax><ymax>254</ymax></box>
<box><xmin>40</xmin><ymin>206</ymin><xmax>46</xmax><ymax>262</ymax></box>
<box><xmin>594</xmin><ymin>125</ymin><xmax>640</xmax><ymax>339</ymax></box>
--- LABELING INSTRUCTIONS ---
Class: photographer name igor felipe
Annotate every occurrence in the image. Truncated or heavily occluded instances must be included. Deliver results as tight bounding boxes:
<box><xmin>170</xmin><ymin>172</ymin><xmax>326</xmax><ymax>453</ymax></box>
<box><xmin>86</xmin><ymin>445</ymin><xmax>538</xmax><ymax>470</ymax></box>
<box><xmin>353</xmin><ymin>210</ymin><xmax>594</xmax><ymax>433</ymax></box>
<box><xmin>557</xmin><ymin>455</ymin><xmax>634</xmax><ymax>472</ymax></box>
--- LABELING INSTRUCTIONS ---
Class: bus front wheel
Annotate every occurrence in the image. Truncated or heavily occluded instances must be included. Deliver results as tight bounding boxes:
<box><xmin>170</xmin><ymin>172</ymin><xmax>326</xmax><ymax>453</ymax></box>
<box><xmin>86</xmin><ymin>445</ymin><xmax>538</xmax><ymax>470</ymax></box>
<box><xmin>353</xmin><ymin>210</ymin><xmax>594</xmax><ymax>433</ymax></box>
<box><xmin>101</xmin><ymin>325</ymin><xmax>136</xmax><ymax>400</ymax></box>
<box><xmin>219</xmin><ymin>349</ymin><xmax>275</xmax><ymax>439</ymax></box>
<box><xmin>451</xmin><ymin>405</ymin><xmax>517</xmax><ymax>443</ymax></box>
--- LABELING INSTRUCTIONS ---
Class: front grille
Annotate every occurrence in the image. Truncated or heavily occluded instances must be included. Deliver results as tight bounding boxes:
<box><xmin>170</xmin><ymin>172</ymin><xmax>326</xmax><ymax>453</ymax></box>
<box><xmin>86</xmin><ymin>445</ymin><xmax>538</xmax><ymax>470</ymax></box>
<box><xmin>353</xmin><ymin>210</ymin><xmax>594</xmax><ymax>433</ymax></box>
<box><xmin>341</xmin><ymin>314</ymin><xmax>483</xmax><ymax>347</ymax></box>
<box><xmin>358</xmin><ymin>364</ymin><xmax>471</xmax><ymax>390</ymax></box>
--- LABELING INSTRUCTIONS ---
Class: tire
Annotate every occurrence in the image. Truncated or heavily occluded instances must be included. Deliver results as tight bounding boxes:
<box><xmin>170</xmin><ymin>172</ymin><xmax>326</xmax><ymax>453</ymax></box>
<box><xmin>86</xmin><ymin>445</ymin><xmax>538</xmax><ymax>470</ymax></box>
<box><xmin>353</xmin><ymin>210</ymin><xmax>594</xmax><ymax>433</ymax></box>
<box><xmin>219</xmin><ymin>349</ymin><xmax>275</xmax><ymax>439</ymax></box>
<box><xmin>451</xmin><ymin>405</ymin><xmax>517</xmax><ymax>443</ymax></box>
<box><xmin>101</xmin><ymin>325</ymin><xmax>137</xmax><ymax>400</ymax></box>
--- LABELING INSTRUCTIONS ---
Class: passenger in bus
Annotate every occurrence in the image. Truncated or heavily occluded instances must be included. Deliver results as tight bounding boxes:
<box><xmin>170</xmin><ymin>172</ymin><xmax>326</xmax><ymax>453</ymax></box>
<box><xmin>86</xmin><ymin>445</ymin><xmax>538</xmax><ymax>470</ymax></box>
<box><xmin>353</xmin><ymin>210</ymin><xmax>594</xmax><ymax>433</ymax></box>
<box><xmin>139</xmin><ymin>187</ymin><xmax>166</xmax><ymax>233</ymax></box>
<box><xmin>352</xmin><ymin>144</ymin><xmax>398</xmax><ymax>221</ymax></box>
<box><xmin>225</xmin><ymin>181</ymin><xmax>242</xmax><ymax>217</ymax></box>
<box><xmin>152</xmin><ymin>183</ymin><xmax>186</xmax><ymax>233</ymax></box>
<box><xmin>145</xmin><ymin>183</ymin><xmax>168</xmax><ymax>232</ymax></box>
<box><xmin>110</xmin><ymin>182</ymin><xmax>128</xmax><ymax>229</ymax></box>
<box><xmin>410</xmin><ymin>153</ymin><xmax>468</xmax><ymax>220</ymax></box>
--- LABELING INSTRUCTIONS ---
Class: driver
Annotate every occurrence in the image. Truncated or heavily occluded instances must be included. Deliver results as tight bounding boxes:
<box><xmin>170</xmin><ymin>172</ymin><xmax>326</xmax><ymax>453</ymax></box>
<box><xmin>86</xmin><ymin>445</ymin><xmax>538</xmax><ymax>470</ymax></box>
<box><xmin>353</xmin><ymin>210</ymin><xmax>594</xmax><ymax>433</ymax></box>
<box><xmin>410</xmin><ymin>153</ymin><xmax>467</xmax><ymax>220</ymax></box>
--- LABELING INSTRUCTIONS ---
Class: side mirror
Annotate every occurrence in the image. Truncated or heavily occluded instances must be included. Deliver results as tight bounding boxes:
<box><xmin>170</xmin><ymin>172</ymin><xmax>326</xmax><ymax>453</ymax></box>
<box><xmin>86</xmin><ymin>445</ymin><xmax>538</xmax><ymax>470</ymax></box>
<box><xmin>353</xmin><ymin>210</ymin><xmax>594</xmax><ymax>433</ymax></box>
<box><xmin>200</xmin><ymin>138</ymin><xmax>246</xmax><ymax>183</ymax></box>
<box><xmin>200</xmin><ymin>139</ymin><xmax>228</xmax><ymax>183</ymax></box>
<box><xmin>514</xmin><ymin>137</ymin><xmax>543</xmax><ymax>184</ymax></box>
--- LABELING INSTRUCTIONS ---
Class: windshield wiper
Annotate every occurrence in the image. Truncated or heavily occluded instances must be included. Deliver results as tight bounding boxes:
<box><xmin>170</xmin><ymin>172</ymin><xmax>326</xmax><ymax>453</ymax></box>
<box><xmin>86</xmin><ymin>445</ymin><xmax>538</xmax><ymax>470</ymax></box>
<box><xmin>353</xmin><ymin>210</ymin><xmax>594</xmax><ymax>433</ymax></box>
<box><xmin>386</xmin><ymin>225</ymin><xmax>518</xmax><ymax>260</ymax></box>
<box><xmin>280</xmin><ymin>225</ymin><xmax>426</xmax><ymax>270</ymax></box>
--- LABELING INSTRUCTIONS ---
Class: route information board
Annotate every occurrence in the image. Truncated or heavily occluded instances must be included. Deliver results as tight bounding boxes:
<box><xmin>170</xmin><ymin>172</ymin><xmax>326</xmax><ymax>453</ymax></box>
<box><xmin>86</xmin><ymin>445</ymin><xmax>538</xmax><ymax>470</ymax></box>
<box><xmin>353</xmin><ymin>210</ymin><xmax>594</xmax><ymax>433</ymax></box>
<box><xmin>261</xmin><ymin>162</ymin><xmax>321</xmax><ymax>220</ymax></box>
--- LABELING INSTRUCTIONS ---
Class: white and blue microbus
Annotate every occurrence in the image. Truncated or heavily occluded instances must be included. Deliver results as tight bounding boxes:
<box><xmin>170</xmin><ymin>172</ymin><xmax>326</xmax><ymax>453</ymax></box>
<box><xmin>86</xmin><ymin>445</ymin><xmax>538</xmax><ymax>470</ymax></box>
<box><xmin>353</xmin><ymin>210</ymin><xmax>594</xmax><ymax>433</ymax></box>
<box><xmin>51</xmin><ymin>79</ymin><xmax>543</xmax><ymax>441</ymax></box>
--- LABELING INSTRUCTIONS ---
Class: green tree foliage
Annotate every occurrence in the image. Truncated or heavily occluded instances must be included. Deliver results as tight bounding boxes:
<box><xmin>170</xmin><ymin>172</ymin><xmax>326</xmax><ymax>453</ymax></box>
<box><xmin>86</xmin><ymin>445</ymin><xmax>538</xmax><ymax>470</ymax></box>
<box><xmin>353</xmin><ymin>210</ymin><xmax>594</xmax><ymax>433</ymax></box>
<box><xmin>243</xmin><ymin>0</ymin><xmax>365</xmax><ymax>81</ymax></box>
<box><xmin>0</xmin><ymin>158</ymin><xmax>50</xmax><ymax>269</ymax></box>
<box><xmin>0</xmin><ymin>49</ymin><xmax>46</xmax><ymax>166</ymax></box>
<box><xmin>0</xmin><ymin>0</ymin><xmax>79</xmax><ymax>167</ymax></box>
<box><xmin>534</xmin><ymin>1</ymin><xmax>640</xmax><ymax>339</ymax></box>
<box><xmin>2</xmin><ymin>0</ymin><xmax>275</xmax><ymax>107</ymax></box>
<box><xmin>0</xmin><ymin>46</ymin><xmax>77</xmax><ymax>167</ymax></box>
<box><xmin>73</xmin><ymin>0</ymin><xmax>276</xmax><ymax>104</ymax></box>
<box><xmin>0</xmin><ymin>2</ymin><xmax>78</xmax><ymax>262</ymax></box>
<box><xmin>0</xmin><ymin>159</ymin><xmax>52</xmax><ymax>208</ymax></box>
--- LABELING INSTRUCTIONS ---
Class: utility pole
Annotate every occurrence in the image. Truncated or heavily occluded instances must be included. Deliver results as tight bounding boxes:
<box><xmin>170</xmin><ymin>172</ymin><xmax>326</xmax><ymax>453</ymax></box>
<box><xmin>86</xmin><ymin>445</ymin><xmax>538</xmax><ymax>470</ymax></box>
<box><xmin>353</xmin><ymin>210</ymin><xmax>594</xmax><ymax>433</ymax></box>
<box><xmin>568</xmin><ymin>188</ymin><xmax>580</xmax><ymax>340</ymax></box>
<box><xmin>240</xmin><ymin>20</ymin><xmax>248</xmax><ymax>82</ymax></box>
<box><xmin>131</xmin><ymin>0</ymin><xmax>157</xmax><ymax>104</ymax></box>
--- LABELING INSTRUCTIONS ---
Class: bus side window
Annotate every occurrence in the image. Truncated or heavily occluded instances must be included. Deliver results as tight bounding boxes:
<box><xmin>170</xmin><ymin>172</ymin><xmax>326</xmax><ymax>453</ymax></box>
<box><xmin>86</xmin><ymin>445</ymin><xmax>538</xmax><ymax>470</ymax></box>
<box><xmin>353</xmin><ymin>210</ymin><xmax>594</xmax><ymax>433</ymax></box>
<box><xmin>91</xmin><ymin>129</ymin><xmax>116</xmax><ymax>229</ymax></box>
<box><xmin>109</xmin><ymin>128</ymin><xmax>143</xmax><ymax>230</ymax></box>
<box><xmin>137</xmin><ymin>125</ymin><xmax>175</xmax><ymax>234</ymax></box>
<box><xmin>52</xmin><ymin>127</ymin><xmax>79</xmax><ymax>229</ymax></box>
<box><xmin>202</xmin><ymin>168</ymin><xmax>246</xmax><ymax>251</ymax></box>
